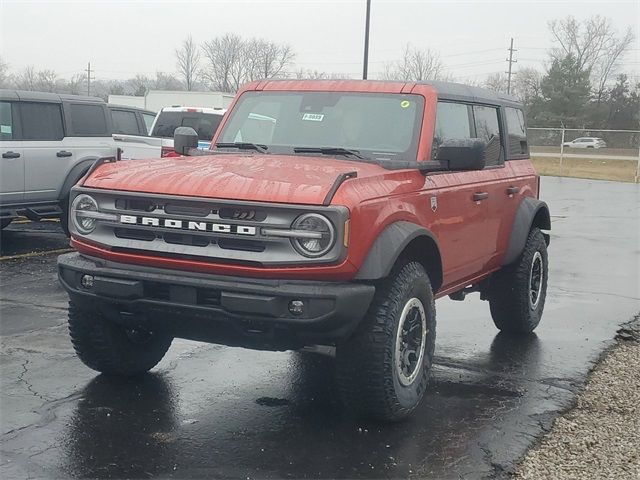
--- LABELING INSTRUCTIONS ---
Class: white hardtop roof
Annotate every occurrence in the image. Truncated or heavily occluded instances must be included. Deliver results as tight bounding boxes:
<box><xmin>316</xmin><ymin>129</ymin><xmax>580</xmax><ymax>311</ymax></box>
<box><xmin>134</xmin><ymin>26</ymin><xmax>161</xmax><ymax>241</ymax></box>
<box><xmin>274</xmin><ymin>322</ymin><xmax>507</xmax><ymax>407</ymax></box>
<box><xmin>159</xmin><ymin>106</ymin><xmax>226</xmax><ymax>115</ymax></box>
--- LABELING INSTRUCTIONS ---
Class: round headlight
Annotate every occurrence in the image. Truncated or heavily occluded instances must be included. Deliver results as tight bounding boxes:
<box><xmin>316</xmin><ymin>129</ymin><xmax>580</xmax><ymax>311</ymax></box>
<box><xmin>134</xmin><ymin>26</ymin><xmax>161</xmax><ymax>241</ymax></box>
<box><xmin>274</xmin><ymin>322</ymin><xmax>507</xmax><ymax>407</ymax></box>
<box><xmin>291</xmin><ymin>213</ymin><xmax>335</xmax><ymax>257</ymax></box>
<box><xmin>72</xmin><ymin>194</ymin><xmax>99</xmax><ymax>235</ymax></box>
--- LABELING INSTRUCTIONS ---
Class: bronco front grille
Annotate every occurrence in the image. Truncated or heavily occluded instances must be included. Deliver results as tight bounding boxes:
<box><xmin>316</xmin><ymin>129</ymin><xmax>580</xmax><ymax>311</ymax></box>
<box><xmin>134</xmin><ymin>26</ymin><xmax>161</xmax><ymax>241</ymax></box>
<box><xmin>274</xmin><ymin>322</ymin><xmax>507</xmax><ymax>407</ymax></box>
<box><xmin>72</xmin><ymin>188</ymin><xmax>348</xmax><ymax>267</ymax></box>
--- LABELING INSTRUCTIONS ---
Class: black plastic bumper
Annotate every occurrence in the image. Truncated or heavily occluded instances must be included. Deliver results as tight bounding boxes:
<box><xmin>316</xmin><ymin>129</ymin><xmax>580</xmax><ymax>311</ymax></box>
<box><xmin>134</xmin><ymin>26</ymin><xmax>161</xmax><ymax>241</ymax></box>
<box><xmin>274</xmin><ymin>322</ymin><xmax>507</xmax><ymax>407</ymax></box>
<box><xmin>58</xmin><ymin>252</ymin><xmax>375</xmax><ymax>350</ymax></box>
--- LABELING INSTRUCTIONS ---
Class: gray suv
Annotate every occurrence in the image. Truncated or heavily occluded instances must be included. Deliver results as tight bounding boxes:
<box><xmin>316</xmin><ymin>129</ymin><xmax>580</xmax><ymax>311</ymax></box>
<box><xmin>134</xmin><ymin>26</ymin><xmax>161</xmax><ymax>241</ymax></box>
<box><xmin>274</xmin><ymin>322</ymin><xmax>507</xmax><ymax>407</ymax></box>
<box><xmin>0</xmin><ymin>90</ymin><xmax>117</xmax><ymax>233</ymax></box>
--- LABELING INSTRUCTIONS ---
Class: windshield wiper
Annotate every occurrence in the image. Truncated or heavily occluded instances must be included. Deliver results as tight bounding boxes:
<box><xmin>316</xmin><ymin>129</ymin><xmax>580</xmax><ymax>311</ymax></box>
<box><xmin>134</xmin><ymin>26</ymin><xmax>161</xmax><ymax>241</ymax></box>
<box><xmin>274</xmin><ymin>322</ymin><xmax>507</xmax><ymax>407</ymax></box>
<box><xmin>215</xmin><ymin>142</ymin><xmax>268</xmax><ymax>154</ymax></box>
<box><xmin>293</xmin><ymin>146</ymin><xmax>366</xmax><ymax>159</ymax></box>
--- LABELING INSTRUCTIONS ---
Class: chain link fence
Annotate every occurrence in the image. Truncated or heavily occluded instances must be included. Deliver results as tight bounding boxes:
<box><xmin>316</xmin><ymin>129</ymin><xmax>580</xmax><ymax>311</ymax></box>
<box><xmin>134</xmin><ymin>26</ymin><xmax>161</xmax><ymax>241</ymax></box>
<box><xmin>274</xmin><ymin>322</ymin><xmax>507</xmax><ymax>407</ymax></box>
<box><xmin>527</xmin><ymin>127</ymin><xmax>640</xmax><ymax>183</ymax></box>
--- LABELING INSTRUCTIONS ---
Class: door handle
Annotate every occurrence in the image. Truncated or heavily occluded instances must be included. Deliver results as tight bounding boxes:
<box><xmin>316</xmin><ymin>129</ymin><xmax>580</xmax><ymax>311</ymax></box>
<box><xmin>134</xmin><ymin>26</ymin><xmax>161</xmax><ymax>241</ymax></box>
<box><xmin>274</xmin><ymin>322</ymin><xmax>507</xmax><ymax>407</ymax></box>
<box><xmin>506</xmin><ymin>186</ymin><xmax>520</xmax><ymax>195</ymax></box>
<box><xmin>2</xmin><ymin>151</ymin><xmax>21</xmax><ymax>159</ymax></box>
<box><xmin>473</xmin><ymin>192</ymin><xmax>489</xmax><ymax>202</ymax></box>
<box><xmin>57</xmin><ymin>150</ymin><xmax>72</xmax><ymax>157</ymax></box>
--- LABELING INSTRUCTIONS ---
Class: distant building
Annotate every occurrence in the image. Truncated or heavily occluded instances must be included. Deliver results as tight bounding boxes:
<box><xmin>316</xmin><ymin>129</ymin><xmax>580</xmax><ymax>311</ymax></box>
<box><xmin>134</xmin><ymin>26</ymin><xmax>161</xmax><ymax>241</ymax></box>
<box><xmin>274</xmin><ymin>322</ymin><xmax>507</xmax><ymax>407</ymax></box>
<box><xmin>108</xmin><ymin>90</ymin><xmax>235</xmax><ymax>112</ymax></box>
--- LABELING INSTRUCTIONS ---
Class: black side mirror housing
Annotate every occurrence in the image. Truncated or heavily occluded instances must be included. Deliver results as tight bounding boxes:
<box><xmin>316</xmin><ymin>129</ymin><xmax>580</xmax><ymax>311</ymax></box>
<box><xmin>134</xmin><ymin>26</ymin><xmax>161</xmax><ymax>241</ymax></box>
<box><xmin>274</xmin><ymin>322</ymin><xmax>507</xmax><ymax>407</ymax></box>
<box><xmin>436</xmin><ymin>139</ymin><xmax>487</xmax><ymax>171</ymax></box>
<box><xmin>173</xmin><ymin>127</ymin><xmax>199</xmax><ymax>156</ymax></box>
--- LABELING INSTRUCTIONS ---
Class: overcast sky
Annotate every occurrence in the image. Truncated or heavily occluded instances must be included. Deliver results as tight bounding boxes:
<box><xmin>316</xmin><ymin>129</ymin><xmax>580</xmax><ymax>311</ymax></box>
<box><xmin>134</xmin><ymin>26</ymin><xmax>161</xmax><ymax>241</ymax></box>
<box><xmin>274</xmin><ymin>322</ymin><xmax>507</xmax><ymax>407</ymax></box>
<box><xmin>1</xmin><ymin>0</ymin><xmax>638</xmax><ymax>83</ymax></box>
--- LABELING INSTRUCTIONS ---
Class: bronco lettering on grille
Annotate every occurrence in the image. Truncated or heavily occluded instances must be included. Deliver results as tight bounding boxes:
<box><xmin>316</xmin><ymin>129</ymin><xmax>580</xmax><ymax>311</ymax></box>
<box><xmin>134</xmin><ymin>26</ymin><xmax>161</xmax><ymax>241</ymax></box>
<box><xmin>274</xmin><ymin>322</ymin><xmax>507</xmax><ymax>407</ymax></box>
<box><xmin>119</xmin><ymin>215</ymin><xmax>257</xmax><ymax>236</ymax></box>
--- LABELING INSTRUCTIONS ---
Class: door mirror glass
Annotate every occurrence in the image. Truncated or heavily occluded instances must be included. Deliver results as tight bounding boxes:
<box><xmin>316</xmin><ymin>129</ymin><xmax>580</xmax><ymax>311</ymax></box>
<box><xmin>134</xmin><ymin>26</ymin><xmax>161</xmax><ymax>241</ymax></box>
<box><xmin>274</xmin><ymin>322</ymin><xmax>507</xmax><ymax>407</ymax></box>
<box><xmin>173</xmin><ymin>127</ymin><xmax>198</xmax><ymax>155</ymax></box>
<box><xmin>436</xmin><ymin>139</ymin><xmax>486</xmax><ymax>171</ymax></box>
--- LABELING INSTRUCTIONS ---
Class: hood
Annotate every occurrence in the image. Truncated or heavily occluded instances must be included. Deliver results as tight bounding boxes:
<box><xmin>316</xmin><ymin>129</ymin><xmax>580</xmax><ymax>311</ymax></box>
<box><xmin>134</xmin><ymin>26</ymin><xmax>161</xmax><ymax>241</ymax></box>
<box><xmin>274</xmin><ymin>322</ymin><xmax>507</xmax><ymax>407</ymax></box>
<box><xmin>83</xmin><ymin>154</ymin><xmax>389</xmax><ymax>205</ymax></box>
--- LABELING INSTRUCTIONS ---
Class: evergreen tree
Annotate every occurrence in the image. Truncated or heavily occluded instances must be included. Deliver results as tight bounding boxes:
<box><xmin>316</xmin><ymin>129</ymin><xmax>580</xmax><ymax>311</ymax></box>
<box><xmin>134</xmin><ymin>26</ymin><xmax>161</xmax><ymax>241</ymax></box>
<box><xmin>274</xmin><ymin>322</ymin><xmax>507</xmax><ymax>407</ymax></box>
<box><xmin>538</xmin><ymin>55</ymin><xmax>592</xmax><ymax>127</ymax></box>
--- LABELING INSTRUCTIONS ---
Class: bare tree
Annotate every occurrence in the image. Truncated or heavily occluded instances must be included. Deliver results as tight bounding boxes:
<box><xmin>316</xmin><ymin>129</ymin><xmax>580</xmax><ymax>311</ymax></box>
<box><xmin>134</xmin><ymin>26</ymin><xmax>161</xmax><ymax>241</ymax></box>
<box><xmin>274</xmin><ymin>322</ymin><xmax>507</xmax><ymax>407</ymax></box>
<box><xmin>380</xmin><ymin>44</ymin><xmax>446</xmax><ymax>82</ymax></box>
<box><xmin>0</xmin><ymin>57</ymin><xmax>11</xmax><ymax>88</ymax></box>
<box><xmin>512</xmin><ymin>68</ymin><xmax>542</xmax><ymax>104</ymax></box>
<box><xmin>127</xmin><ymin>74</ymin><xmax>152</xmax><ymax>96</ymax></box>
<box><xmin>14</xmin><ymin>66</ymin><xmax>38</xmax><ymax>90</ymax></box>
<box><xmin>66</xmin><ymin>73</ymin><xmax>87</xmax><ymax>95</ymax></box>
<box><xmin>36</xmin><ymin>69</ymin><xmax>58</xmax><ymax>92</ymax></box>
<box><xmin>294</xmin><ymin>68</ymin><xmax>345</xmax><ymax>80</ymax></box>
<box><xmin>201</xmin><ymin>34</ymin><xmax>294</xmax><ymax>92</ymax></box>
<box><xmin>246</xmin><ymin>39</ymin><xmax>294</xmax><ymax>80</ymax></box>
<box><xmin>176</xmin><ymin>35</ymin><xmax>200</xmax><ymax>91</ymax></box>
<box><xmin>549</xmin><ymin>15</ymin><xmax>635</xmax><ymax>101</ymax></box>
<box><xmin>201</xmin><ymin>34</ymin><xmax>244</xmax><ymax>92</ymax></box>
<box><xmin>152</xmin><ymin>71</ymin><xmax>184</xmax><ymax>91</ymax></box>
<box><xmin>484</xmin><ymin>73</ymin><xmax>508</xmax><ymax>93</ymax></box>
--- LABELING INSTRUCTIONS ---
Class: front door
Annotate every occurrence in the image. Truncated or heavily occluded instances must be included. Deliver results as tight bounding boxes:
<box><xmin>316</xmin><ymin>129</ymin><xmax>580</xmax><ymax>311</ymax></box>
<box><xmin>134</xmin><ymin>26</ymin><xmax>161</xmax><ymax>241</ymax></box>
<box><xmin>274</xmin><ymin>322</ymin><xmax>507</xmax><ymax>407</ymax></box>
<box><xmin>0</xmin><ymin>100</ymin><xmax>24</xmax><ymax>205</ymax></box>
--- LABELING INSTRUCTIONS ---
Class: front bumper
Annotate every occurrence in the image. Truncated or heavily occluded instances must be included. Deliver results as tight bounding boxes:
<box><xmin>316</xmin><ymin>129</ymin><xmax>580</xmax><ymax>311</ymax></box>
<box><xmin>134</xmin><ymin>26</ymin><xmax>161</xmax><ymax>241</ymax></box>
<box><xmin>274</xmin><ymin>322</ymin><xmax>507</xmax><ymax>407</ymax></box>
<box><xmin>58</xmin><ymin>252</ymin><xmax>375</xmax><ymax>350</ymax></box>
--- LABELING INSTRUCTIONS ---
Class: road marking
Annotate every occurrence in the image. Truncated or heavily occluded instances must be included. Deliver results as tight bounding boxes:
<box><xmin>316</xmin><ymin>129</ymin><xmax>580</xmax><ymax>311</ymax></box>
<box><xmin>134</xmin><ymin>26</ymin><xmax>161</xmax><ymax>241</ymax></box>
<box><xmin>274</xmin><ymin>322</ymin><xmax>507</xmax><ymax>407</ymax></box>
<box><xmin>0</xmin><ymin>248</ymin><xmax>73</xmax><ymax>261</ymax></box>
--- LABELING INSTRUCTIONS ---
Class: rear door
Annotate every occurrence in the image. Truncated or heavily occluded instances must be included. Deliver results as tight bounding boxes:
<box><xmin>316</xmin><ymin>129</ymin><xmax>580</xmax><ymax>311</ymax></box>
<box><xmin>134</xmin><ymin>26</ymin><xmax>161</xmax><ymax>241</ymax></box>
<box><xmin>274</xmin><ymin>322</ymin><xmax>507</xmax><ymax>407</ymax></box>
<box><xmin>20</xmin><ymin>101</ymin><xmax>67</xmax><ymax>202</ymax></box>
<box><xmin>0</xmin><ymin>99</ymin><xmax>24</xmax><ymax>204</ymax></box>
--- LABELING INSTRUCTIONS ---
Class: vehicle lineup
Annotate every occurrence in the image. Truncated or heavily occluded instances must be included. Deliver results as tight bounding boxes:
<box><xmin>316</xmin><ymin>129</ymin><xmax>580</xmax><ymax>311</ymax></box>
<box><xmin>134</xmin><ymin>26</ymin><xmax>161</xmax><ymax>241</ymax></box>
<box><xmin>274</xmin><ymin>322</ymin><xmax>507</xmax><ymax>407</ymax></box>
<box><xmin>57</xmin><ymin>80</ymin><xmax>551</xmax><ymax>421</ymax></box>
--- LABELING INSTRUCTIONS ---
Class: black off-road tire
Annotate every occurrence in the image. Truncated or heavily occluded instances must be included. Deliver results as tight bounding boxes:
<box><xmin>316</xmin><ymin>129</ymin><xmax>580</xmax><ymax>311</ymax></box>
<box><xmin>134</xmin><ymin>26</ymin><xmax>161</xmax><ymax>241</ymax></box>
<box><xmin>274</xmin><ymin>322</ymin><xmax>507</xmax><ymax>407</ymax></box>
<box><xmin>335</xmin><ymin>261</ymin><xmax>436</xmax><ymax>421</ymax></box>
<box><xmin>68</xmin><ymin>302</ymin><xmax>173</xmax><ymax>376</ymax></box>
<box><xmin>488</xmin><ymin>227</ymin><xmax>548</xmax><ymax>334</ymax></box>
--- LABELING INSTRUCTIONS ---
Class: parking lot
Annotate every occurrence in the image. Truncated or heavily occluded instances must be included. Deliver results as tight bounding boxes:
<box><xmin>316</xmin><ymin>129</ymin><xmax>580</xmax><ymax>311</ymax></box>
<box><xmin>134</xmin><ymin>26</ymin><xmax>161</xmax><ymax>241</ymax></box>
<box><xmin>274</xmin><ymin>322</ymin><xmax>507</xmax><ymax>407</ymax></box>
<box><xmin>1</xmin><ymin>176</ymin><xmax>639</xmax><ymax>479</ymax></box>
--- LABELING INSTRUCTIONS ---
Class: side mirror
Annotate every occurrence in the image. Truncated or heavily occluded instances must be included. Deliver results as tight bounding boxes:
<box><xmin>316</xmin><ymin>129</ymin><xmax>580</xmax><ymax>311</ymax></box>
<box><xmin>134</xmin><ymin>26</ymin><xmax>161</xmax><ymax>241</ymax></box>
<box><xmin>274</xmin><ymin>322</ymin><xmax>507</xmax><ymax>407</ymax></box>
<box><xmin>436</xmin><ymin>139</ymin><xmax>486</xmax><ymax>171</ymax></box>
<box><xmin>173</xmin><ymin>127</ymin><xmax>198</xmax><ymax>156</ymax></box>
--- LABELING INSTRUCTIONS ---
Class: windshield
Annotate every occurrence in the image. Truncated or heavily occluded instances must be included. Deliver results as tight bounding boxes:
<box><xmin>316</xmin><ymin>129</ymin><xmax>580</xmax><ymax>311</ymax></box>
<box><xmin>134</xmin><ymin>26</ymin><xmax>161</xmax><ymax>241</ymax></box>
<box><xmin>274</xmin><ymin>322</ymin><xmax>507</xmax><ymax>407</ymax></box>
<box><xmin>151</xmin><ymin>111</ymin><xmax>223</xmax><ymax>141</ymax></box>
<box><xmin>217</xmin><ymin>91</ymin><xmax>424</xmax><ymax>161</ymax></box>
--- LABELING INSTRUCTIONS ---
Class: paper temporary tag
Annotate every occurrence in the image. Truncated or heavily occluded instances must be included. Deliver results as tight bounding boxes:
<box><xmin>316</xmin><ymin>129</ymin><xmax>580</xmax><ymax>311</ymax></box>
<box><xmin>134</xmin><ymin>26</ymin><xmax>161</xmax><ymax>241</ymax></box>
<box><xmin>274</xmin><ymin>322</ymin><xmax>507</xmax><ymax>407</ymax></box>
<box><xmin>302</xmin><ymin>113</ymin><xmax>324</xmax><ymax>122</ymax></box>
<box><xmin>0</xmin><ymin>125</ymin><xmax>11</xmax><ymax>134</ymax></box>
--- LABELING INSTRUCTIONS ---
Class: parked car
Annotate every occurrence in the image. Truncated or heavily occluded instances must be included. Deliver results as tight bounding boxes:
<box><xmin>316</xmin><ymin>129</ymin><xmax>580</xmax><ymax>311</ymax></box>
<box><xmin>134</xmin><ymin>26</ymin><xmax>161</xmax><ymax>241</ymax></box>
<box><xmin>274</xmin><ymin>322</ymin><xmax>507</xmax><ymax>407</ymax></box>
<box><xmin>0</xmin><ymin>90</ymin><xmax>117</xmax><ymax>232</ymax></box>
<box><xmin>108</xmin><ymin>104</ymin><xmax>156</xmax><ymax>136</ymax></box>
<box><xmin>563</xmin><ymin>137</ymin><xmax>607</xmax><ymax>148</ymax></box>
<box><xmin>113</xmin><ymin>106</ymin><xmax>225</xmax><ymax>159</ymax></box>
<box><xmin>58</xmin><ymin>80</ymin><xmax>550</xmax><ymax>421</ymax></box>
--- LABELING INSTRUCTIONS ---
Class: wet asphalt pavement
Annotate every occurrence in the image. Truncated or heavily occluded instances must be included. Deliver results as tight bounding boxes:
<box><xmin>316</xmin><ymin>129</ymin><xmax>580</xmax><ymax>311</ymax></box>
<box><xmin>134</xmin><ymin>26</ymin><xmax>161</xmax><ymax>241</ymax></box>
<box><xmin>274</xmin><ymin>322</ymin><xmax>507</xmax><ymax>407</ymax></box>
<box><xmin>1</xmin><ymin>176</ymin><xmax>639</xmax><ymax>479</ymax></box>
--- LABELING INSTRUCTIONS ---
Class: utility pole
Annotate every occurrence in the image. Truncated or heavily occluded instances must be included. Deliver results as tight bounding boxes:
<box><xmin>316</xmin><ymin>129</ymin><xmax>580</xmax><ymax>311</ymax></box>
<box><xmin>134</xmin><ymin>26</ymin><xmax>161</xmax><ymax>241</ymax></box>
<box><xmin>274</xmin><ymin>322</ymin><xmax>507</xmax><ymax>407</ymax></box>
<box><xmin>505</xmin><ymin>38</ymin><xmax>517</xmax><ymax>94</ymax></box>
<box><xmin>362</xmin><ymin>0</ymin><xmax>371</xmax><ymax>79</ymax></box>
<box><xmin>85</xmin><ymin>62</ymin><xmax>94</xmax><ymax>96</ymax></box>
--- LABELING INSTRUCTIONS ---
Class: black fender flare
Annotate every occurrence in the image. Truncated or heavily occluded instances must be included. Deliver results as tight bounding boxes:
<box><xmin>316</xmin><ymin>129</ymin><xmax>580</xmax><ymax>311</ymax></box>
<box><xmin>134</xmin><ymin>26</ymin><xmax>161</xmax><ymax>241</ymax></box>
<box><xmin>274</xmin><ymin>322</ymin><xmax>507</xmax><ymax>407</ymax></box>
<box><xmin>502</xmin><ymin>197</ymin><xmax>551</xmax><ymax>266</ymax></box>
<box><xmin>355</xmin><ymin>221</ymin><xmax>442</xmax><ymax>287</ymax></box>
<box><xmin>58</xmin><ymin>158</ymin><xmax>98</xmax><ymax>201</ymax></box>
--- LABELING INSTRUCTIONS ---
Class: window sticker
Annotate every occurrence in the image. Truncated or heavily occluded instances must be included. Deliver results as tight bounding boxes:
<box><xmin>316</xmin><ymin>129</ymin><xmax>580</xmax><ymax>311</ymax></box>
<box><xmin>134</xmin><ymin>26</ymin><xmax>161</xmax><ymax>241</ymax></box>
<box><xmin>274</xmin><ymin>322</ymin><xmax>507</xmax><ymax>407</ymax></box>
<box><xmin>0</xmin><ymin>125</ymin><xmax>11</xmax><ymax>134</ymax></box>
<box><xmin>400</xmin><ymin>100</ymin><xmax>411</xmax><ymax>108</ymax></box>
<box><xmin>302</xmin><ymin>113</ymin><xmax>324</xmax><ymax>122</ymax></box>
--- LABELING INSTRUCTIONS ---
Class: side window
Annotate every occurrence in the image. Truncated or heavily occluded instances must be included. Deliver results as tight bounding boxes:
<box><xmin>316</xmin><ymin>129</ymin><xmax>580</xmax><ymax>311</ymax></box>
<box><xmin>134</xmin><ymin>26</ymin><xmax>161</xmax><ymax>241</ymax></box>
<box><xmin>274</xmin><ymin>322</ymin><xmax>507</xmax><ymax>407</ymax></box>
<box><xmin>70</xmin><ymin>104</ymin><xmax>108</xmax><ymax>136</ymax></box>
<box><xmin>111</xmin><ymin>109</ymin><xmax>140</xmax><ymax>135</ymax></box>
<box><xmin>433</xmin><ymin>102</ymin><xmax>472</xmax><ymax>150</ymax></box>
<box><xmin>20</xmin><ymin>102</ymin><xmax>64</xmax><ymax>141</ymax></box>
<box><xmin>473</xmin><ymin>105</ymin><xmax>502</xmax><ymax>166</ymax></box>
<box><xmin>0</xmin><ymin>102</ymin><xmax>14</xmax><ymax>140</ymax></box>
<box><xmin>505</xmin><ymin>107</ymin><xmax>528</xmax><ymax>156</ymax></box>
<box><xmin>142</xmin><ymin>113</ymin><xmax>155</xmax><ymax>135</ymax></box>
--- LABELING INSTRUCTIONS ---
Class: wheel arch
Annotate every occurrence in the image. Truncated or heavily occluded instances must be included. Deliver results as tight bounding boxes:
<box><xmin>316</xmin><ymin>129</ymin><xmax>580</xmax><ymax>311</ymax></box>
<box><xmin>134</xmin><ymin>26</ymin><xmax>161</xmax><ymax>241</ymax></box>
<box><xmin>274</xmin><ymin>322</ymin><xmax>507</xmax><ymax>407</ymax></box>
<box><xmin>355</xmin><ymin>221</ymin><xmax>443</xmax><ymax>292</ymax></box>
<box><xmin>58</xmin><ymin>157</ymin><xmax>98</xmax><ymax>201</ymax></box>
<box><xmin>502</xmin><ymin>197</ymin><xmax>550</xmax><ymax>266</ymax></box>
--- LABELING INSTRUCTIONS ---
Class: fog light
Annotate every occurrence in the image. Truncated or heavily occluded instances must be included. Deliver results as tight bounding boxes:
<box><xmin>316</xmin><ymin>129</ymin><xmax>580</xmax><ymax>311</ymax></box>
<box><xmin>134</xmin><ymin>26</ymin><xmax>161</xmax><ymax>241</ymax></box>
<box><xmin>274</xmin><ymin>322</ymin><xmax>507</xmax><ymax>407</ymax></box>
<box><xmin>81</xmin><ymin>274</ymin><xmax>94</xmax><ymax>289</ymax></box>
<box><xmin>288</xmin><ymin>300</ymin><xmax>304</xmax><ymax>316</ymax></box>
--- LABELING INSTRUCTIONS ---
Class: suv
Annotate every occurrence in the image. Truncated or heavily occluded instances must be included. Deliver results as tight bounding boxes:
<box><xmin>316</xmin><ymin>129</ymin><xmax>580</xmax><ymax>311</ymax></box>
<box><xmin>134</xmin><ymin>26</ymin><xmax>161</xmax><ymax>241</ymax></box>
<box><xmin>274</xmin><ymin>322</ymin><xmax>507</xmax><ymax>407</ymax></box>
<box><xmin>1</xmin><ymin>90</ymin><xmax>117</xmax><ymax>231</ymax></box>
<box><xmin>562</xmin><ymin>137</ymin><xmax>607</xmax><ymax>149</ymax></box>
<box><xmin>58</xmin><ymin>80</ymin><xmax>550</xmax><ymax>420</ymax></box>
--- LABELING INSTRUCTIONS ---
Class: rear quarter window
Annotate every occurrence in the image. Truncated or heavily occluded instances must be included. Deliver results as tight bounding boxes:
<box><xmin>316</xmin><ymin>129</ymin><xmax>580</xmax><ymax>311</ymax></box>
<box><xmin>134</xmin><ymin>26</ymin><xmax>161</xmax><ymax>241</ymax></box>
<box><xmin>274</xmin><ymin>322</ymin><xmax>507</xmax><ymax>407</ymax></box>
<box><xmin>505</xmin><ymin>107</ymin><xmax>528</xmax><ymax>158</ymax></box>
<box><xmin>69</xmin><ymin>104</ymin><xmax>109</xmax><ymax>136</ymax></box>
